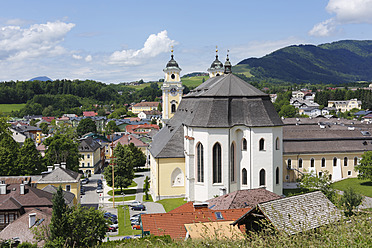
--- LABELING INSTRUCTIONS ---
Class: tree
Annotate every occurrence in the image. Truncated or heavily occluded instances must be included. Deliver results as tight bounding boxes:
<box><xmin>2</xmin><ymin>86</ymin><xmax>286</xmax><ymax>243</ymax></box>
<box><xmin>128</xmin><ymin>143</ymin><xmax>146</xmax><ymax>169</ymax></box>
<box><xmin>0</xmin><ymin>135</ymin><xmax>19</xmax><ymax>175</ymax></box>
<box><xmin>340</xmin><ymin>187</ymin><xmax>363</xmax><ymax>216</ymax></box>
<box><xmin>49</xmin><ymin>186</ymin><xmax>69</xmax><ymax>243</ymax></box>
<box><xmin>29</xmin><ymin>119</ymin><xmax>38</xmax><ymax>127</ymax></box>
<box><xmin>104</xmin><ymin>143</ymin><xmax>134</xmax><ymax>192</ymax></box>
<box><xmin>105</xmin><ymin>120</ymin><xmax>120</xmax><ymax>133</ymax></box>
<box><xmin>157</xmin><ymin>102</ymin><xmax>162</xmax><ymax>112</ymax></box>
<box><xmin>144</xmin><ymin>176</ymin><xmax>150</xmax><ymax>200</ymax></box>
<box><xmin>278</xmin><ymin>104</ymin><xmax>297</xmax><ymax>118</ymax></box>
<box><xmin>76</xmin><ymin>118</ymin><xmax>96</xmax><ymax>137</ymax></box>
<box><xmin>39</xmin><ymin>122</ymin><xmax>49</xmax><ymax>135</ymax></box>
<box><xmin>298</xmin><ymin>170</ymin><xmax>336</xmax><ymax>202</ymax></box>
<box><xmin>355</xmin><ymin>151</ymin><xmax>372</xmax><ymax>181</ymax></box>
<box><xmin>43</xmin><ymin>135</ymin><xmax>80</xmax><ymax>171</ymax></box>
<box><xmin>17</xmin><ymin>138</ymin><xmax>45</xmax><ymax>175</ymax></box>
<box><xmin>0</xmin><ymin>116</ymin><xmax>11</xmax><ymax>140</ymax></box>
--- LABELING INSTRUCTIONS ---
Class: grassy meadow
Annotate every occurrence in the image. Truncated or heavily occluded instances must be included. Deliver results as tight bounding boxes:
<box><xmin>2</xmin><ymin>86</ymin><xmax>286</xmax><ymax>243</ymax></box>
<box><xmin>0</xmin><ymin>103</ymin><xmax>26</xmax><ymax>114</ymax></box>
<box><xmin>332</xmin><ymin>178</ymin><xmax>372</xmax><ymax>197</ymax></box>
<box><xmin>128</xmin><ymin>76</ymin><xmax>208</xmax><ymax>91</ymax></box>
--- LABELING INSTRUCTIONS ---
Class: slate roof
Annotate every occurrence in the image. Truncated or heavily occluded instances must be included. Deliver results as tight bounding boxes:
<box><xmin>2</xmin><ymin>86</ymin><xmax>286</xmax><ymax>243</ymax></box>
<box><xmin>38</xmin><ymin>167</ymin><xmax>80</xmax><ymax>183</ymax></box>
<box><xmin>0</xmin><ymin>184</ymin><xmax>53</xmax><ymax>209</ymax></box>
<box><xmin>283</xmin><ymin>125</ymin><xmax>372</xmax><ymax>154</ymax></box>
<box><xmin>78</xmin><ymin>136</ymin><xmax>101</xmax><ymax>152</ymax></box>
<box><xmin>207</xmin><ymin>188</ymin><xmax>282</xmax><ymax>210</ymax></box>
<box><xmin>113</xmin><ymin>134</ymin><xmax>148</xmax><ymax>148</ymax></box>
<box><xmin>149</xmin><ymin>73</ymin><xmax>283</xmax><ymax>158</ymax></box>
<box><xmin>233</xmin><ymin>191</ymin><xmax>341</xmax><ymax>235</ymax></box>
<box><xmin>0</xmin><ymin>208</ymin><xmax>51</xmax><ymax>246</ymax></box>
<box><xmin>141</xmin><ymin>208</ymin><xmax>247</xmax><ymax>240</ymax></box>
<box><xmin>41</xmin><ymin>185</ymin><xmax>75</xmax><ymax>206</ymax></box>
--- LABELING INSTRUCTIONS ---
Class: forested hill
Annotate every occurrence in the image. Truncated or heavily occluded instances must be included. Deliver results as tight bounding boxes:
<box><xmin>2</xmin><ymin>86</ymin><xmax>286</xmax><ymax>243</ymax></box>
<box><xmin>234</xmin><ymin>40</ymin><xmax>372</xmax><ymax>84</ymax></box>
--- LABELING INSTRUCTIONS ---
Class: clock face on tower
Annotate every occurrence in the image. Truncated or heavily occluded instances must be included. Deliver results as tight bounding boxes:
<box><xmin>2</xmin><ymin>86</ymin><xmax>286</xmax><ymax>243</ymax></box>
<box><xmin>170</xmin><ymin>87</ymin><xmax>177</xmax><ymax>96</ymax></box>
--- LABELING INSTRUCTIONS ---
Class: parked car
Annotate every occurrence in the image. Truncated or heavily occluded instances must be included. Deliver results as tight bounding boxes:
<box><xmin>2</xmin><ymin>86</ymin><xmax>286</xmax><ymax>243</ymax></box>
<box><xmin>131</xmin><ymin>219</ymin><xmax>140</xmax><ymax>226</ymax></box>
<box><xmin>104</xmin><ymin>212</ymin><xmax>112</xmax><ymax>218</ymax></box>
<box><xmin>130</xmin><ymin>213</ymin><xmax>146</xmax><ymax>221</ymax></box>
<box><xmin>107</xmin><ymin>226</ymin><xmax>117</xmax><ymax>232</ymax></box>
<box><xmin>132</xmin><ymin>224</ymin><xmax>141</xmax><ymax>230</ymax></box>
<box><xmin>97</xmin><ymin>179</ymin><xmax>102</xmax><ymax>186</ymax></box>
<box><xmin>110</xmin><ymin>217</ymin><xmax>118</xmax><ymax>224</ymax></box>
<box><xmin>81</xmin><ymin>178</ymin><xmax>89</xmax><ymax>184</ymax></box>
<box><xmin>96</xmin><ymin>188</ymin><xmax>103</xmax><ymax>193</ymax></box>
<box><xmin>129</xmin><ymin>201</ymin><xmax>142</xmax><ymax>207</ymax></box>
<box><xmin>110</xmin><ymin>223</ymin><xmax>118</xmax><ymax>229</ymax></box>
<box><xmin>131</xmin><ymin>204</ymin><xmax>146</xmax><ymax>211</ymax></box>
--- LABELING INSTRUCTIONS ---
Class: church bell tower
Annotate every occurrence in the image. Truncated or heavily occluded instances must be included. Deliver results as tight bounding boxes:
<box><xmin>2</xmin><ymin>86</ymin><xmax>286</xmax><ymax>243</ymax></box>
<box><xmin>162</xmin><ymin>48</ymin><xmax>183</xmax><ymax>120</ymax></box>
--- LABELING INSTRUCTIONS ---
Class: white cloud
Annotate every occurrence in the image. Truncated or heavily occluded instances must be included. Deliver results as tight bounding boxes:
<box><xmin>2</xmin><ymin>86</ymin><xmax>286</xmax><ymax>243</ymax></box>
<box><xmin>109</xmin><ymin>30</ymin><xmax>178</xmax><ymax>65</ymax></box>
<box><xmin>0</xmin><ymin>21</ymin><xmax>75</xmax><ymax>61</ymax></box>
<box><xmin>309</xmin><ymin>0</ymin><xmax>372</xmax><ymax>36</ymax></box>
<box><xmin>85</xmin><ymin>55</ymin><xmax>92</xmax><ymax>62</ymax></box>
<box><xmin>72</xmin><ymin>54</ymin><xmax>82</xmax><ymax>60</ymax></box>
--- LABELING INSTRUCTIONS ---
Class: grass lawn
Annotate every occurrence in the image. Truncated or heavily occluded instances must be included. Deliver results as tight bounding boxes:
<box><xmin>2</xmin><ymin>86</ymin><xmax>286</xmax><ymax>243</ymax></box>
<box><xmin>0</xmin><ymin>103</ymin><xmax>26</xmax><ymax>114</ymax></box>
<box><xmin>108</xmin><ymin>195</ymin><xmax>136</xmax><ymax>202</ymax></box>
<box><xmin>283</xmin><ymin>188</ymin><xmax>309</xmax><ymax>196</ymax></box>
<box><xmin>332</xmin><ymin>178</ymin><xmax>372</xmax><ymax>197</ymax></box>
<box><xmin>107</xmin><ymin>188</ymin><xmax>137</xmax><ymax>196</ymax></box>
<box><xmin>117</xmin><ymin>206</ymin><xmax>142</xmax><ymax>236</ymax></box>
<box><xmin>156</xmin><ymin>197</ymin><xmax>186</xmax><ymax>212</ymax></box>
<box><xmin>142</xmin><ymin>194</ymin><xmax>153</xmax><ymax>202</ymax></box>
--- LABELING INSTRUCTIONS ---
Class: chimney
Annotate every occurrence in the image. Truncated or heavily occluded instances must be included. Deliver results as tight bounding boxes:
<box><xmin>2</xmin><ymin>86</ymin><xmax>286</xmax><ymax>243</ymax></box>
<box><xmin>193</xmin><ymin>202</ymin><xmax>209</xmax><ymax>211</ymax></box>
<box><xmin>20</xmin><ymin>184</ymin><xmax>25</xmax><ymax>195</ymax></box>
<box><xmin>29</xmin><ymin>213</ymin><xmax>36</xmax><ymax>228</ymax></box>
<box><xmin>0</xmin><ymin>184</ymin><xmax>6</xmax><ymax>195</ymax></box>
<box><xmin>61</xmin><ymin>162</ymin><xmax>66</xmax><ymax>169</ymax></box>
<box><xmin>219</xmin><ymin>187</ymin><xmax>227</xmax><ymax>196</ymax></box>
<box><xmin>47</xmin><ymin>166</ymin><xmax>53</xmax><ymax>172</ymax></box>
<box><xmin>54</xmin><ymin>163</ymin><xmax>60</xmax><ymax>169</ymax></box>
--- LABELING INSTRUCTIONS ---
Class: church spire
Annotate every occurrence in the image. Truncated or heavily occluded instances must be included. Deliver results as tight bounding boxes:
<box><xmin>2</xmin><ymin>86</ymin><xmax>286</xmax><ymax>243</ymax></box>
<box><xmin>224</xmin><ymin>50</ymin><xmax>232</xmax><ymax>74</ymax></box>
<box><xmin>207</xmin><ymin>46</ymin><xmax>224</xmax><ymax>78</ymax></box>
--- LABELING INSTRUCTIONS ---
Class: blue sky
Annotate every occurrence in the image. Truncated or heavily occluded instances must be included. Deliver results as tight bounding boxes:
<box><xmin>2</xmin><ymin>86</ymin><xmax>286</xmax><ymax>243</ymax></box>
<box><xmin>1</xmin><ymin>0</ymin><xmax>372</xmax><ymax>83</ymax></box>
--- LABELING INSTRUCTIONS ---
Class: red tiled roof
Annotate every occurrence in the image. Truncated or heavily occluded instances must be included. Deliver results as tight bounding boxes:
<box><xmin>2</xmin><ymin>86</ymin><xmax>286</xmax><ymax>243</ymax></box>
<box><xmin>124</xmin><ymin>117</ymin><xmax>141</xmax><ymax>122</ymax></box>
<box><xmin>133</xmin><ymin>102</ymin><xmax>159</xmax><ymax>107</ymax></box>
<box><xmin>42</xmin><ymin>117</ymin><xmax>55</xmax><ymax>122</ymax></box>
<box><xmin>83</xmin><ymin>111</ymin><xmax>97</xmax><ymax>117</ymax></box>
<box><xmin>113</xmin><ymin>134</ymin><xmax>148</xmax><ymax>148</ymax></box>
<box><xmin>126</xmin><ymin>124</ymin><xmax>159</xmax><ymax>134</ymax></box>
<box><xmin>141</xmin><ymin>208</ymin><xmax>248</xmax><ymax>240</ymax></box>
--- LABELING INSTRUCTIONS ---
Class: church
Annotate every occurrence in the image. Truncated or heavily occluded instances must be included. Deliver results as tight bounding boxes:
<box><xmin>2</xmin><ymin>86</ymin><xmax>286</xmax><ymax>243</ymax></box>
<box><xmin>148</xmin><ymin>50</ymin><xmax>284</xmax><ymax>202</ymax></box>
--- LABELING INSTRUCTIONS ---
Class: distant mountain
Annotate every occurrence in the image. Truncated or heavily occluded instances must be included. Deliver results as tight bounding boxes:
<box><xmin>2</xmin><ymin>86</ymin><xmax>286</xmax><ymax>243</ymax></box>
<box><xmin>234</xmin><ymin>40</ymin><xmax>372</xmax><ymax>84</ymax></box>
<box><xmin>29</xmin><ymin>76</ymin><xmax>52</xmax><ymax>82</ymax></box>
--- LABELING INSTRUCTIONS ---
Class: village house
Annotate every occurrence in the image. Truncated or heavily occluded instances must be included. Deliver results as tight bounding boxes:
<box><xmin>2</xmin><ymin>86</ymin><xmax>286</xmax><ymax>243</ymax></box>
<box><xmin>131</xmin><ymin>102</ymin><xmax>160</xmax><ymax>114</ymax></box>
<box><xmin>78</xmin><ymin>136</ymin><xmax>103</xmax><ymax>176</ymax></box>
<box><xmin>328</xmin><ymin>99</ymin><xmax>362</xmax><ymax>113</ymax></box>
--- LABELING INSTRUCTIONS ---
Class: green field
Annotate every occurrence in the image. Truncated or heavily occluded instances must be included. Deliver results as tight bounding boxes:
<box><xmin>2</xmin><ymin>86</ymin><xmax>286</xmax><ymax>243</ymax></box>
<box><xmin>156</xmin><ymin>197</ymin><xmax>186</xmax><ymax>212</ymax></box>
<box><xmin>0</xmin><ymin>104</ymin><xmax>26</xmax><ymax>113</ymax></box>
<box><xmin>232</xmin><ymin>64</ymin><xmax>253</xmax><ymax>77</ymax></box>
<box><xmin>332</xmin><ymin>178</ymin><xmax>372</xmax><ymax>197</ymax></box>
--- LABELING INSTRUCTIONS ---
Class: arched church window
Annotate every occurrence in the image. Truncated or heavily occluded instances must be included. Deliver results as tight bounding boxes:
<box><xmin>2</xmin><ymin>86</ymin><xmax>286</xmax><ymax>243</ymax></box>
<box><xmin>287</xmin><ymin>159</ymin><xmax>292</xmax><ymax>169</ymax></box>
<box><xmin>310</xmin><ymin>158</ymin><xmax>315</xmax><ymax>168</ymax></box>
<box><xmin>171</xmin><ymin>103</ymin><xmax>176</xmax><ymax>113</ymax></box>
<box><xmin>321</xmin><ymin>158</ymin><xmax>326</xmax><ymax>167</ymax></box>
<box><xmin>230</xmin><ymin>143</ymin><xmax>236</xmax><ymax>182</ymax></box>
<box><xmin>298</xmin><ymin>158</ymin><xmax>303</xmax><ymax>168</ymax></box>
<box><xmin>242</xmin><ymin>138</ymin><xmax>247</xmax><ymax>151</ymax></box>
<box><xmin>259</xmin><ymin>169</ymin><xmax>266</xmax><ymax>186</ymax></box>
<box><xmin>242</xmin><ymin>168</ymin><xmax>247</xmax><ymax>185</ymax></box>
<box><xmin>276</xmin><ymin>167</ymin><xmax>280</xmax><ymax>185</ymax></box>
<box><xmin>259</xmin><ymin>138</ymin><xmax>265</xmax><ymax>151</ymax></box>
<box><xmin>213</xmin><ymin>143</ymin><xmax>222</xmax><ymax>184</ymax></box>
<box><xmin>354</xmin><ymin>157</ymin><xmax>358</xmax><ymax>166</ymax></box>
<box><xmin>171</xmin><ymin>167</ymin><xmax>184</xmax><ymax>187</ymax></box>
<box><xmin>333</xmin><ymin>157</ymin><xmax>337</xmax><ymax>167</ymax></box>
<box><xmin>276</xmin><ymin>137</ymin><xmax>280</xmax><ymax>150</ymax></box>
<box><xmin>344</xmin><ymin>157</ymin><xmax>348</xmax><ymax>167</ymax></box>
<box><xmin>196</xmin><ymin>143</ymin><xmax>204</xmax><ymax>183</ymax></box>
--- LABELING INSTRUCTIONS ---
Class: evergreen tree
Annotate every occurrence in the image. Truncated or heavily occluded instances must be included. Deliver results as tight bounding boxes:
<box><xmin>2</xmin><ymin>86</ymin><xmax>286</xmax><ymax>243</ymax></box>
<box><xmin>76</xmin><ymin>118</ymin><xmax>97</xmax><ymax>137</ymax></box>
<box><xmin>18</xmin><ymin>138</ymin><xmax>44</xmax><ymax>175</ymax></box>
<box><xmin>0</xmin><ymin>135</ymin><xmax>19</xmax><ymax>175</ymax></box>
<box><xmin>128</xmin><ymin>143</ymin><xmax>146</xmax><ymax>169</ymax></box>
<box><xmin>49</xmin><ymin>186</ymin><xmax>69</xmax><ymax>242</ymax></box>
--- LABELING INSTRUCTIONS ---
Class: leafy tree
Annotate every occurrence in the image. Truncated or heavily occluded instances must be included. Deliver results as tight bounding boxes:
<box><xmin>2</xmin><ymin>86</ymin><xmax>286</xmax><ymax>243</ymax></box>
<box><xmin>0</xmin><ymin>135</ymin><xmax>19</xmax><ymax>175</ymax></box>
<box><xmin>298</xmin><ymin>170</ymin><xmax>336</xmax><ymax>202</ymax></box>
<box><xmin>49</xmin><ymin>186</ymin><xmax>69</xmax><ymax>243</ymax></box>
<box><xmin>144</xmin><ymin>176</ymin><xmax>150</xmax><ymax>200</ymax></box>
<box><xmin>29</xmin><ymin>119</ymin><xmax>38</xmax><ymax>127</ymax></box>
<box><xmin>51</xmin><ymin>122</ymin><xmax>77</xmax><ymax>140</ymax></box>
<box><xmin>97</xmin><ymin>109</ymin><xmax>106</xmax><ymax>116</ymax></box>
<box><xmin>355</xmin><ymin>151</ymin><xmax>372</xmax><ymax>181</ymax></box>
<box><xmin>43</xmin><ymin>135</ymin><xmax>80</xmax><ymax>171</ymax></box>
<box><xmin>104</xmin><ymin>143</ymin><xmax>134</xmax><ymax>192</ymax></box>
<box><xmin>157</xmin><ymin>102</ymin><xmax>162</xmax><ymax>112</ymax></box>
<box><xmin>128</xmin><ymin>143</ymin><xmax>146</xmax><ymax>169</ymax></box>
<box><xmin>17</xmin><ymin>138</ymin><xmax>45</xmax><ymax>175</ymax></box>
<box><xmin>278</xmin><ymin>104</ymin><xmax>297</xmax><ymax>118</ymax></box>
<box><xmin>105</xmin><ymin>120</ymin><xmax>120</xmax><ymax>133</ymax></box>
<box><xmin>0</xmin><ymin>116</ymin><xmax>11</xmax><ymax>140</ymax></box>
<box><xmin>39</xmin><ymin>122</ymin><xmax>49</xmax><ymax>135</ymax></box>
<box><xmin>76</xmin><ymin>118</ymin><xmax>97</xmax><ymax>137</ymax></box>
<box><xmin>340</xmin><ymin>187</ymin><xmax>363</xmax><ymax>216</ymax></box>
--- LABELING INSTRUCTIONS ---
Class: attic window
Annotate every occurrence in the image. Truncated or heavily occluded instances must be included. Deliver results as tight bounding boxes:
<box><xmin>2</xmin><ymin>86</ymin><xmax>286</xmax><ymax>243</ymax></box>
<box><xmin>361</xmin><ymin>131</ymin><xmax>371</xmax><ymax>136</ymax></box>
<box><xmin>214</xmin><ymin>212</ymin><xmax>224</xmax><ymax>220</ymax></box>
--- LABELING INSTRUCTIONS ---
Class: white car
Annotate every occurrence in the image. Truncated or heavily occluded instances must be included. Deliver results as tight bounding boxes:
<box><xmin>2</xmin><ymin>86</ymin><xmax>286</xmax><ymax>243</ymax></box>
<box><xmin>96</xmin><ymin>188</ymin><xmax>103</xmax><ymax>193</ymax></box>
<box><xmin>129</xmin><ymin>201</ymin><xmax>141</xmax><ymax>207</ymax></box>
<box><xmin>130</xmin><ymin>213</ymin><xmax>146</xmax><ymax>221</ymax></box>
<box><xmin>110</xmin><ymin>224</ymin><xmax>119</xmax><ymax>229</ymax></box>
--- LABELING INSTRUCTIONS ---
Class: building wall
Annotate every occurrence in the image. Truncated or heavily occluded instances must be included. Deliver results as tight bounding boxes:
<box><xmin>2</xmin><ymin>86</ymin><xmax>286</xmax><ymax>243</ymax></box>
<box><xmin>36</xmin><ymin>182</ymin><xmax>80</xmax><ymax>205</ymax></box>
<box><xmin>132</xmin><ymin>105</ymin><xmax>158</xmax><ymax>114</ymax></box>
<box><xmin>283</xmin><ymin>152</ymin><xmax>360</xmax><ymax>183</ymax></box>
<box><xmin>79</xmin><ymin>148</ymin><xmax>101</xmax><ymax>176</ymax></box>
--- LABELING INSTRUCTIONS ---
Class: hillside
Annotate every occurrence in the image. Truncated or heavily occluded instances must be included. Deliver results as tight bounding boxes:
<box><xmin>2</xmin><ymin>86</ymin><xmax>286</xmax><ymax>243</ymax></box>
<box><xmin>234</xmin><ymin>40</ymin><xmax>372</xmax><ymax>84</ymax></box>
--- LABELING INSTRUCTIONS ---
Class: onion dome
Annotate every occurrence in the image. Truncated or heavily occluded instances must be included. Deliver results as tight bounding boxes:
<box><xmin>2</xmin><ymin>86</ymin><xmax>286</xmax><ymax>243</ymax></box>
<box><xmin>224</xmin><ymin>53</ymin><xmax>232</xmax><ymax>74</ymax></box>
<box><xmin>210</xmin><ymin>55</ymin><xmax>224</xmax><ymax>70</ymax></box>
<box><xmin>166</xmin><ymin>54</ymin><xmax>180</xmax><ymax>69</ymax></box>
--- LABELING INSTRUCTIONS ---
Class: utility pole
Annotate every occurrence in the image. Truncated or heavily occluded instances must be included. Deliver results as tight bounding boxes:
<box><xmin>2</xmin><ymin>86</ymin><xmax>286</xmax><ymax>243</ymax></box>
<box><xmin>110</xmin><ymin>136</ymin><xmax>116</xmax><ymax>208</ymax></box>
